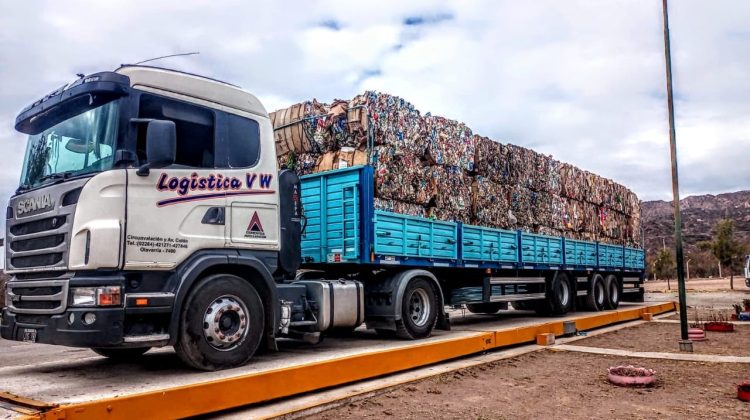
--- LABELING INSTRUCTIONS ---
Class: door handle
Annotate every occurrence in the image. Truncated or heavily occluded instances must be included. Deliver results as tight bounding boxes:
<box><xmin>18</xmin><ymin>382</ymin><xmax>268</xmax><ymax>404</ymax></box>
<box><xmin>201</xmin><ymin>207</ymin><xmax>225</xmax><ymax>225</ymax></box>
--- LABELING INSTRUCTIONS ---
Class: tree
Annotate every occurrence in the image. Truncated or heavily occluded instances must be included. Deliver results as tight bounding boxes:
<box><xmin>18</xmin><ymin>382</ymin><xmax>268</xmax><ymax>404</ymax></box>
<box><xmin>704</xmin><ymin>219</ymin><xmax>745</xmax><ymax>289</ymax></box>
<box><xmin>653</xmin><ymin>248</ymin><xmax>675</xmax><ymax>281</ymax></box>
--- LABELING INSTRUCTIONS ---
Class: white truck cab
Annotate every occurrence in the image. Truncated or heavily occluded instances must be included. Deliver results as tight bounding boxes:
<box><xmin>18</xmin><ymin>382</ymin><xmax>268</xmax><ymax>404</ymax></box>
<box><xmin>2</xmin><ymin>66</ymin><xmax>308</xmax><ymax>369</ymax></box>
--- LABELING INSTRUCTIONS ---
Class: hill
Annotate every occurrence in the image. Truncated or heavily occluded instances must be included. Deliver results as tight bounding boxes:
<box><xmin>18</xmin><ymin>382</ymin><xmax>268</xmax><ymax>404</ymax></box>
<box><xmin>642</xmin><ymin>190</ymin><xmax>750</xmax><ymax>255</ymax></box>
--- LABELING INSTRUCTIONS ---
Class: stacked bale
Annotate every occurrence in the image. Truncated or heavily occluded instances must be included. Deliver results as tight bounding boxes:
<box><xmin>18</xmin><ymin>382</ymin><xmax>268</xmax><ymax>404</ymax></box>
<box><xmin>271</xmin><ymin>91</ymin><xmax>642</xmax><ymax>247</ymax></box>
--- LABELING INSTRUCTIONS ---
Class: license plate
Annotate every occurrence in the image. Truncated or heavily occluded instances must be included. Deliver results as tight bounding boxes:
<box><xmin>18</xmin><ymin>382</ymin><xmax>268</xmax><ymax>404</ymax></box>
<box><xmin>22</xmin><ymin>328</ymin><xmax>37</xmax><ymax>343</ymax></box>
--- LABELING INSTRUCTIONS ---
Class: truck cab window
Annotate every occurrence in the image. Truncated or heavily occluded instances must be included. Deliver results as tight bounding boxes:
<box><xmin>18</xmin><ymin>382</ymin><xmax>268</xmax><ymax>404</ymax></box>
<box><xmin>225</xmin><ymin>113</ymin><xmax>260</xmax><ymax>168</ymax></box>
<box><xmin>138</xmin><ymin>94</ymin><xmax>215</xmax><ymax>168</ymax></box>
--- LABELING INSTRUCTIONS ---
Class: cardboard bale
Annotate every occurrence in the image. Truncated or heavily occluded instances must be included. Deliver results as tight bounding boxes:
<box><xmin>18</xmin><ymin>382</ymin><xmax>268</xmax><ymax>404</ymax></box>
<box><xmin>315</xmin><ymin>148</ymin><xmax>368</xmax><ymax>172</ymax></box>
<box><xmin>270</xmin><ymin>100</ymin><xmax>334</xmax><ymax>156</ymax></box>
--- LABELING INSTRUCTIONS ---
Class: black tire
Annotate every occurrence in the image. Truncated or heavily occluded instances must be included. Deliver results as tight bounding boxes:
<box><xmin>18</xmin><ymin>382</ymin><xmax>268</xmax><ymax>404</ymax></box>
<box><xmin>548</xmin><ymin>272</ymin><xmax>574</xmax><ymax>316</ymax></box>
<box><xmin>511</xmin><ymin>301</ymin><xmax>535</xmax><ymax>311</ymax></box>
<box><xmin>396</xmin><ymin>278</ymin><xmax>439</xmax><ymax>339</ymax></box>
<box><xmin>583</xmin><ymin>274</ymin><xmax>606</xmax><ymax>311</ymax></box>
<box><xmin>604</xmin><ymin>274</ymin><xmax>621</xmax><ymax>310</ymax></box>
<box><xmin>174</xmin><ymin>274</ymin><xmax>265</xmax><ymax>371</ymax></box>
<box><xmin>91</xmin><ymin>347</ymin><xmax>150</xmax><ymax>360</ymax></box>
<box><xmin>466</xmin><ymin>302</ymin><xmax>506</xmax><ymax>314</ymax></box>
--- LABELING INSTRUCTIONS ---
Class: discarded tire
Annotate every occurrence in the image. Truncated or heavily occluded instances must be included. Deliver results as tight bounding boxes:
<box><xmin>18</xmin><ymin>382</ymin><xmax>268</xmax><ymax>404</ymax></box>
<box><xmin>738</xmin><ymin>381</ymin><xmax>750</xmax><ymax>402</ymax></box>
<box><xmin>687</xmin><ymin>328</ymin><xmax>707</xmax><ymax>342</ymax></box>
<box><xmin>607</xmin><ymin>365</ymin><xmax>656</xmax><ymax>387</ymax></box>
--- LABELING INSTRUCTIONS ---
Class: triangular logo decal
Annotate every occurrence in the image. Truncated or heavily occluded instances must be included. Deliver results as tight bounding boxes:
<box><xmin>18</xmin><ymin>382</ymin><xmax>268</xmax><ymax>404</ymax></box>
<box><xmin>245</xmin><ymin>211</ymin><xmax>266</xmax><ymax>238</ymax></box>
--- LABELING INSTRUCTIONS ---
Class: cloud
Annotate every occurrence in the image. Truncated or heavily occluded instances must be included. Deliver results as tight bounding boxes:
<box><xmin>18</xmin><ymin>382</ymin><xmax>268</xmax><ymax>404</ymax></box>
<box><xmin>0</xmin><ymin>0</ymin><xmax>748</xmax><ymax>239</ymax></box>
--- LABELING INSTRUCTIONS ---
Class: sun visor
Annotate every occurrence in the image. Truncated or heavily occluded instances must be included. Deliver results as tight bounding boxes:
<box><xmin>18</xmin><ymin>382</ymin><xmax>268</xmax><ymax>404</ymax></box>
<box><xmin>15</xmin><ymin>72</ymin><xmax>130</xmax><ymax>135</ymax></box>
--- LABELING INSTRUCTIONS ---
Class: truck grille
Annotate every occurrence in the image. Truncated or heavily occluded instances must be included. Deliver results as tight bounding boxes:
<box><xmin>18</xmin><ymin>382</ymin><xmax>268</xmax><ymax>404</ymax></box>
<box><xmin>5</xmin><ymin>179</ymin><xmax>87</xmax><ymax>272</ymax></box>
<box><xmin>6</xmin><ymin>279</ymin><xmax>69</xmax><ymax>315</ymax></box>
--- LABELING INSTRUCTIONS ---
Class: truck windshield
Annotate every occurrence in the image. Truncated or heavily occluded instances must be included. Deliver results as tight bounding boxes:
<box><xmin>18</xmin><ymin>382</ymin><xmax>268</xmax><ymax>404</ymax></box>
<box><xmin>18</xmin><ymin>99</ymin><xmax>119</xmax><ymax>190</ymax></box>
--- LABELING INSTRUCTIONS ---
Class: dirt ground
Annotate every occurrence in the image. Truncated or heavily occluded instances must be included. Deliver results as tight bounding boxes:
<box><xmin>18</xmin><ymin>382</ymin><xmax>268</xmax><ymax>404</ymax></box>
<box><xmin>645</xmin><ymin>277</ymin><xmax>750</xmax><ymax>293</ymax></box>
<box><xmin>575</xmin><ymin>322</ymin><xmax>750</xmax><ymax>356</ymax></box>
<box><xmin>306</xmin><ymin>350</ymin><xmax>750</xmax><ymax>420</ymax></box>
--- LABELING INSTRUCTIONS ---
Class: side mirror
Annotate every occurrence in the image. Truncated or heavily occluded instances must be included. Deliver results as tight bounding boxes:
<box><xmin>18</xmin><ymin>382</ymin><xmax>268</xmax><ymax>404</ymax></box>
<box><xmin>137</xmin><ymin>120</ymin><xmax>176</xmax><ymax>176</ymax></box>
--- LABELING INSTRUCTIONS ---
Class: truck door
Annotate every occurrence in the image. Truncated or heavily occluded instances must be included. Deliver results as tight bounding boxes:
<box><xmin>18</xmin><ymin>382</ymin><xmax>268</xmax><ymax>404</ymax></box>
<box><xmin>223</xmin><ymin>114</ymin><xmax>279</xmax><ymax>249</ymax></box>
<box><xmin>124</xmin><ymin>92</ymin><xmax>227</xmax><ymax>269</ymax></box>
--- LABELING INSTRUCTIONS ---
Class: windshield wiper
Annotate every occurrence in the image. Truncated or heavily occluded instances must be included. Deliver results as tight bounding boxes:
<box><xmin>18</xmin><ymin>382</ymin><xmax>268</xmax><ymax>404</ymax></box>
<box><xmin>36</xmin><ymin>170</ymin><xmax>77</xmax><ymax>185</ymax></box>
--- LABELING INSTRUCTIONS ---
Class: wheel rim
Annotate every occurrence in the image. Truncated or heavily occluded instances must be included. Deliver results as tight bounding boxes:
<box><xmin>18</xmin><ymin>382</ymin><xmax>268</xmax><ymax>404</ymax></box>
<box><xmin>407</xmin><ymin>288</ymin><xmax>431</xmax><ymax>327</ymax></box>
<box><xmin>203</xmin><ymin>295</ymin><xmax>249</xmax><ymax>351</ymax></box>
<box><xmin>558</xmin><ymin>279</ymin><xmax>570</xmax><ymax>306</ymax></box>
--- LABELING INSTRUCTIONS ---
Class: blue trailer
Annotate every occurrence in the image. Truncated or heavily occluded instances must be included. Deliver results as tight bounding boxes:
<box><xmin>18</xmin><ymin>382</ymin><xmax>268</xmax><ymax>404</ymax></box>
<box><xmin>298</xmin><ymin>165</ymin><xmax>645</xmax><ymax>331</ymax></box>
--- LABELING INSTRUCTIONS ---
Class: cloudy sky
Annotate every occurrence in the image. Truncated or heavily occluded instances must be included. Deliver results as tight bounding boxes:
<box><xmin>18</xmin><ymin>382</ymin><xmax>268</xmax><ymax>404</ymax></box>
<box><xmin>1</xmin><ymin>0</ymin><xmax>748</xmax><ymax>210</ymax></box>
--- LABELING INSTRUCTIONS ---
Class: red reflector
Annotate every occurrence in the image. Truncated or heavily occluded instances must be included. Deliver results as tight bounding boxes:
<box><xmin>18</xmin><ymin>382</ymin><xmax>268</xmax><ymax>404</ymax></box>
<box><xmin>97</xmin><ymin>287</ymin><xmax>122</xmax><ymax>306</ymax></box>
<box><xmin>135</xmin><ymin>298</ymin><xmax>149</xmax><ymax>306</ymax></box>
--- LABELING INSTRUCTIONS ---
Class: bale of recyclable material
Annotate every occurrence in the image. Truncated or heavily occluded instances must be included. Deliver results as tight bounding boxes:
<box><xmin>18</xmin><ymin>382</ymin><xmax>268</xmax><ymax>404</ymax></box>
<box><xmin>374</xmin><ymin>198</ymin><xmax>426</xmax><ymax>218</ymax></box>
<box><xmin>474</xmin><ymin>136</ymin><xmax>510</xmax><ymax>184</ymax></box>
<box><xmin>270</xmin><ymin>100</ymin><xmax>333</xmax><ymax>156</ymax></box>
<box><xmin>424</xmin><ymin>115</ymin><xmax>474</xmax><ymax>171</ymax></box>
<box><xmin>372</xmin><ymin>146</ymin><xmax>433</xmax><ymax>205</ymax></box>
<box><xmin>277</xmin><ymin>152</ymin><xmax>321</xmax><ymax>176</ymax></box>
<box><xmin>472</xmin><ymin>176</ymin><xmax>510</xmax><ymax>229</ymax></box>
<box><xmin>314</xmin><ymin>148</ymin><xmax>368</xmax><ymax>172</ymax></box>
<box><xmin>427</xmin><ymin>165</ymin><xmax>472</xmax><ymax>217</ymax></box>
<box><xmin>273</xmin><ymin>91</ymin><xmax>642</xmax><ymax>247</ymax></box>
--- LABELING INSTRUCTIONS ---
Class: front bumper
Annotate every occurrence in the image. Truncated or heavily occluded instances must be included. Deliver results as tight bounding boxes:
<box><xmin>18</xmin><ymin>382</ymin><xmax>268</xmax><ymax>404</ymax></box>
<box><xmin>1</xmin><ymin>273</ymin><xmax>127</xmax><ymax>348</ymax></box>
<box><xmin>1</xmin><ymin>306</ymin><xmax>125</xmax><ymax>347</ymax></box>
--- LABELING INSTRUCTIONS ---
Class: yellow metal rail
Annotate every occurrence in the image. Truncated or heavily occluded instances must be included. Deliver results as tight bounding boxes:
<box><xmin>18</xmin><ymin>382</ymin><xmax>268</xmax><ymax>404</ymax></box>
<box><xmin>18</xmin><ymin>302</ymin><xmax>674</xmax><ymax>420</ymax></box>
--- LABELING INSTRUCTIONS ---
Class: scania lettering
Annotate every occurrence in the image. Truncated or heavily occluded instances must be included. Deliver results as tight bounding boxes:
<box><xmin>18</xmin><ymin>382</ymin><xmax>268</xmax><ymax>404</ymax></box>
<box><xmin>0</xmin><ymin>67</ymin><xmax>646</xmax><ymax>370</ymax></box>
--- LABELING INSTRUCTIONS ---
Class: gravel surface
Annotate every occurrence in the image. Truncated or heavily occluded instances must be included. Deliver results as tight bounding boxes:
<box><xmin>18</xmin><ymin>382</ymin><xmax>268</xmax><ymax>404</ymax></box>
<box><xmin>307</xmin><ymin>350</ymin><xmax>750</xmax><ymax>420</ymax></box>
<box><xmin>575</xmin><ymin>322</ymin><xmax>750</xmax><ymax>356</ymax></box>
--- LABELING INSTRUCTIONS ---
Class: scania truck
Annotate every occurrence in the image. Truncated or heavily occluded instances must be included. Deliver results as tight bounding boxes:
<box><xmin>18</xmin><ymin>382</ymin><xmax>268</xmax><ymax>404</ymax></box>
<box><xmin>1</xmin><ymin>66</ymin><xmax>645</xmax><ymax>370</ymax></box>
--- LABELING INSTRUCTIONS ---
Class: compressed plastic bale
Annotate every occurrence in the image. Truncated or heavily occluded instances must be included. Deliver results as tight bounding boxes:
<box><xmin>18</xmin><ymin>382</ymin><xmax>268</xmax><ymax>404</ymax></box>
<box><xmin>348</xmin><ymin>91</ymin><xmax>427</xmax><ymax>156</ymax></box>
<box><xmin>329</xmin><ymin>99</ymin><xmax>365</xmax><ymax>149</ymax></box>
<box><xmin>315</xmin><ymin>148</ymin><xmax>368</xmax><ymax>172</ymax></box>
<box><xmin>535</xmin><ymin>226</ymin><xmax>563</xmax><ymax>237</ymax></box>
<box><xmin>532</xmin><ymin>191</ymin><xmax>553</xmax><ymax>228</ymax></box>
<box><xmin>547</xmin><ymin>159</ymin><xmax>562</xmax><ymax>195</ymax></box>
<box><xmin>549</xmin><ymin>194</ymin><xmax>567</xmax><ymax>231</ymax></box>
<box><xmin>472</xmin><ymin>176</ymin><xmax>510</xmax><ymax>229</ymax></box>
<box><xmin>424</xmin><ymin>115</ymin><xmax>475</xmax><ymax>171</ymax></box>
<box><xmin>508</xmin><ymin>185</ymin><xmax>535</xmax><ymax>228</ymax></box>
<box><xmin>427</xmin><ymin>165</ymin><xmax>472</xmax><ymax>215</ymax></box>
<box><xmin>531</xmin><ymin>152</ymin><xmax>551</xmax><ymax>192</ymax></box>
<box><xmin>278</xmin><ymin>152</ymin><xmax>320</xmax><ymax>176</ymax></box>
<box><xmin>474</xmin><ymin>135</ymin><xmax>510</xmax><ymax>184</ymax></box>
<box><xmin>427</xmin><ymin>206</ymin><xmax>471</xmax><ymax>224</ymax></box>
<box><xmin>372</xmin><ymin>146</ymin><xmax>433</xmax><ymax>205</ymax></box>
<box><xmin>374</xmin><ymin>198</ymin><xmax>426</xmax><ymax>218</ymax></box>
<box><xmin>507</xmin><ymin>144</ymin><xmax>535</xmax><ymax>190</ymax></box>
<box><xmin>559</xmin><ymin>163</ymin><xmax>587</xmax><ymax>201</ymax></box>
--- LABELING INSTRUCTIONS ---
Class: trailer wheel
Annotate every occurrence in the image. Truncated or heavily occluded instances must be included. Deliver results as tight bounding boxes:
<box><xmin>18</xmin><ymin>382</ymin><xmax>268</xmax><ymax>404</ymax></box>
<box><xmin>91</xmin><ymin>347</ymin><xmax>150</xmax><ymax>360</ymax></box>
<box><xmin>548</xmin><ymin>272</ymin><xmax>573</xmax><ymax>315</ymax></box>
<box><xmin>466</xmin><ymin>302</ymin><xmax>506</xmax><ymax>314</ymax></box>
<box><xmin>604</xmin><ymin>274</ymin><xmax>621</xmax><ymax>310</ymax></box>
<box><xmin>396</xmin><ymin>278</ymin><xmax>438</xmax><ymax>339</ymax></box>
<box><xmin>584</xmin><ymin>274</ymin><xmax>606</xmax><ymax>311</ymax></box>
<box><xmin>175</xmin><ymin>274</ymin><xmax>265</xmax><ymax>371</ymax></box>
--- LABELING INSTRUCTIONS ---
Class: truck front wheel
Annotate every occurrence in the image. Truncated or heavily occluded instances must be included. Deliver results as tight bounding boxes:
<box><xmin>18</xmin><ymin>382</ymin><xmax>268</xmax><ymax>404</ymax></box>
<box><xmin>396</xmin><ymin>278</ymin><xmax>438</xmax><ymax>339</ymax></box>
<box><xmin>175</xmin><ymin>274</ymin><xmax>265</xmax><ymax>371</ymax></box>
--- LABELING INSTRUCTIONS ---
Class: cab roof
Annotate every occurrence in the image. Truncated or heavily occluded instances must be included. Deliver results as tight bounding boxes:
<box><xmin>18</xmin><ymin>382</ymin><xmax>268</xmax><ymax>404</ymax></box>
<box><xmin>115</xmin><ymin>65</ymin><xmax>268</xmax><ymax>118</ymax></box>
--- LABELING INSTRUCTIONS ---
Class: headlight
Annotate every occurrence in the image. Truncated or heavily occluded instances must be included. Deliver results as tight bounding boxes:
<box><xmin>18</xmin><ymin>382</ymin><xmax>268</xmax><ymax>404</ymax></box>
<box><xmin>71</xmin><ymin>286</ymin><xmax>121</xmax><ymax>307</ymax></box>
<box><xmin>72</xmin><ymin>287</ymin><xmax>96</xmax><ymax>306</ymax></box>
